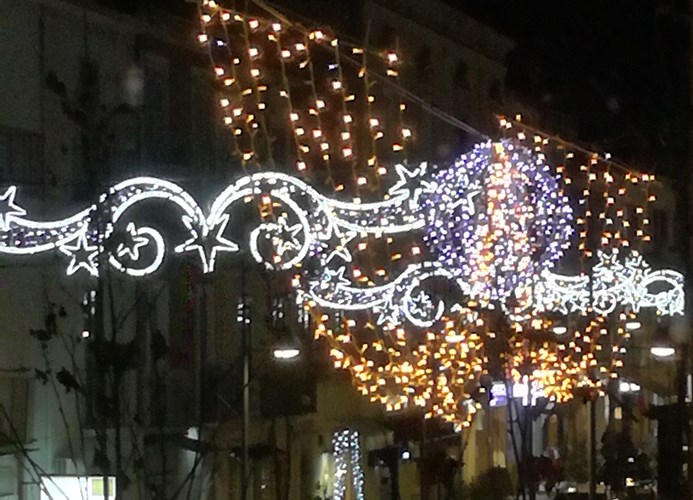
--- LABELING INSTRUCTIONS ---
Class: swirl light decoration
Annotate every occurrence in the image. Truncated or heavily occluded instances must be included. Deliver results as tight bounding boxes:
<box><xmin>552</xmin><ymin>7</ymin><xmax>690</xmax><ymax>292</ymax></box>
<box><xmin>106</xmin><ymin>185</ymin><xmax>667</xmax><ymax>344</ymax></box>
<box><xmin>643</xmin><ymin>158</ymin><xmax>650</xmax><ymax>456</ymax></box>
<box><xmin>0</xmin><ymin>0</ymin><xmax>682</xmax><ymax>429</ymax></box>
<box><xmin>0</xmin><ymin>145</ymin><xmax>684</xmax><ymax>424</ymax></box>
<box><xmin>1</xmin><ymin>159</ymin><xmax>678</xmax><ymax>314</ymax></box>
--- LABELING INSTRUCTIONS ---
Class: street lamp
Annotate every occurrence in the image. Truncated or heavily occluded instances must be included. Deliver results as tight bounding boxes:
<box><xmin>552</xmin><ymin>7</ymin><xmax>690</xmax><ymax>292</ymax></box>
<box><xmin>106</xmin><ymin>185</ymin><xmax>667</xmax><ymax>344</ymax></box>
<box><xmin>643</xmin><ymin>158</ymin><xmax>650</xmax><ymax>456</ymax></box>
<box><xmin>650</xmin><ymin>325</ymin><xmax>676</xmax><ymax>359</ymax></box>
<box><xmin>552</xmin><ymin>325</ymin><xmax>567</xmax><ymax>335</ymax></box>
<box><xmin>272</xmin><ymin>333</ymin><xmax>302</xmax><ymax>360</ymax></box>
<box><xmin>625</xmin><ymin>320</ymin><xmax>642</xmax><ymax>331</ymax></box>
<box><xmin>273</xmin><ymin>346</ymin><xmax>301</xmax><ymax>360</ymax></box>
<box><xmin>650</xmin><ymin>344</ymin><xmax>676</xmax><ymax>358</ymax></box>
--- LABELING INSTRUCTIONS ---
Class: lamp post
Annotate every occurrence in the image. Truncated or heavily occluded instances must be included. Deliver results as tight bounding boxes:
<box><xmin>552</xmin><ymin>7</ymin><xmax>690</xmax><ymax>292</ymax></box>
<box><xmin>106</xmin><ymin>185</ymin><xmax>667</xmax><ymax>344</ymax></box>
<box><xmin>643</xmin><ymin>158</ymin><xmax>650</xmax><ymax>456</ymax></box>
<box><xmin>239</xmin><ymin>262</ymin><xmax>303</xmax><ymax>500</ymax></box>
<box><xmin>241</xmin><ymin>261</ymin><xmax>250</xmax><ymax>500</ymax></box>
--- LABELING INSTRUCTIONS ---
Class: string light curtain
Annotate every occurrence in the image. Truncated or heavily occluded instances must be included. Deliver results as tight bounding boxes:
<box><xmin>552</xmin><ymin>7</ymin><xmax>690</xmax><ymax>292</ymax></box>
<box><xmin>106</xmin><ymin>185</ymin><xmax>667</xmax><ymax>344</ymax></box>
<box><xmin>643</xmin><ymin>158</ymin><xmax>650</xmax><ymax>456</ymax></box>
<box><xmin>194</xmin><ymin>1</ymin><xmax>684</xmax><ymax>428</ymax></box>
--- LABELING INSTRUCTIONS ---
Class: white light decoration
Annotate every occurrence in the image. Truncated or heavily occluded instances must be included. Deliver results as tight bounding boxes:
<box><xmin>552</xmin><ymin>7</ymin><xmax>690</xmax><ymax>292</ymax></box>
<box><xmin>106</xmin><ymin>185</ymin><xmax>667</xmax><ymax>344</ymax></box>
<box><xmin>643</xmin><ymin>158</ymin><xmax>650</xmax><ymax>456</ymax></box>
<box><xmin>423</xmin><ymin>141</ymin><xmax>574</xmax><ymax>314</ymax></box>
<box><xmin>175</xmin><ymin>213</ymin><xmax>238</xmax><ymax>274</ymax></box>
<box><xmin>0</xmin><ymin>164</ymin><xmax>430</xmax><ymax>275</ymax></box>
<box><xmin>0</xmin><ymin>177</ymin><xmax>208</xmax><ymax>276</ymax></box>
<box><xmin>536</xmin><ymin>249</ymin><xmax>684</xmax><ymax>317</ymax></box>
<box><xmin>331</xmin><ymin>429</ymin><xmax>365</xmax><ymax>500</ymax></box>
<box><xmin>0</xmin><ymin>144</ymin><xmax>683</xmax><ymax>326</ymax></box>
<box><xmin>309</xmin><ymin>261</ymin><xmax>467</xmax><ymax>329</ymax></box>
<box><xmin>0</xmin><ymin>186</ymin><xmax>26</xmax><ymax>231</ymax></box>
<box><xmin>60</xmin><ymin>226</ymin><xmax>100</xmax><ymax>276</ymax></box>
<box><xmin>110</xmin><ymin>223</ymin><xmax>166</xmax><ymax>278</ymax></box>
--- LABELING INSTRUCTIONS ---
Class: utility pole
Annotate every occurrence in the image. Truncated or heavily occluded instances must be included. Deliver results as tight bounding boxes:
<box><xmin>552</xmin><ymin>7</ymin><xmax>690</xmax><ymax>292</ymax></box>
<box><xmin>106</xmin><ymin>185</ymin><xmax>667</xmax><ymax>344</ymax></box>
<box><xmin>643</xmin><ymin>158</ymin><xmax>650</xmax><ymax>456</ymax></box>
<box><xmin>588</xmin><ymin>398</ymin><xmax>597</xmax><ymax>500</ymax></box>
<box><xmin>681</xmin><ymin>0</ymin><xmax>693</xmax><ymax>495</ymax></box>
<box><xmin>421</xmin><ymin>416</ymin><xmax>428</xmax><ymax>500</ymax></box>
<box><xmin>241</xmin><ymin>259</ymin><xmax>251</xmax><ymax>500</ymax></box>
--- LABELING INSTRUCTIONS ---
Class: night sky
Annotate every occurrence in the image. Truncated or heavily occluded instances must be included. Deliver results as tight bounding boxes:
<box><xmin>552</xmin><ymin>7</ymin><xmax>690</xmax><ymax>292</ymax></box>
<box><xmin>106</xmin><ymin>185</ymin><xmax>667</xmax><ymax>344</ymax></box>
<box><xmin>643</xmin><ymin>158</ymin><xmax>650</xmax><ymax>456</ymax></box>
<box><xmin>155</xmin><ymin>0</ymin><xmax>689</xmax><ymax>173</ymax></box>
<box><xmin>266</xmin><ymin>0</ymin><xmax>690</xmax><ymax>172</ymax></box>
<box><xmin>456</xmin><ymin>0</ymin><xmax>689</xmax><ymax>172</ymax></box>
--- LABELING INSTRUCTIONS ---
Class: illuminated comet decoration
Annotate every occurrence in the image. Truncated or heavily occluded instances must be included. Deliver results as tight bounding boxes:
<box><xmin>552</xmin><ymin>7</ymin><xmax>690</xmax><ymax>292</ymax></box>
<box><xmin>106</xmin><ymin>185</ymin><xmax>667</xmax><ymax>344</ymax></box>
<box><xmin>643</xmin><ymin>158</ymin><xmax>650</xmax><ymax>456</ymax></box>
<box><xmin>0</xmin><ymin>141</ymin><xmax>683</xmax><ymax>325</ymax></box>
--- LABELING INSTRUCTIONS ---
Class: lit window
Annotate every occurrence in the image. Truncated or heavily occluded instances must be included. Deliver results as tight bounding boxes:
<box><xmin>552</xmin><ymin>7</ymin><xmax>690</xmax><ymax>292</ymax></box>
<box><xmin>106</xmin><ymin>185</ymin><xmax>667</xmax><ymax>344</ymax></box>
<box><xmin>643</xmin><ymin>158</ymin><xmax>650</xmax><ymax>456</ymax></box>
<box><xmin>40</xmin><ymin>476</ymin><xmax>116</xmax><ymax>500</ymax></box>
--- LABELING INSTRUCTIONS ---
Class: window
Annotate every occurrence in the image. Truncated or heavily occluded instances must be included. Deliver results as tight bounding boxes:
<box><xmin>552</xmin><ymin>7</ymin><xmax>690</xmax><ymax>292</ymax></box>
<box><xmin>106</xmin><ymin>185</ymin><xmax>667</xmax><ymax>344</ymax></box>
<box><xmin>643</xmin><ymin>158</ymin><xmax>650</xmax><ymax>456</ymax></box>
<box><xmin>190</xmin><ymin>67</ymin><xmax>216</xmax><ymax>169</ymax></box>
<box><xmin>0</xmin><ymin>128</ymin><xmax>43</xmax><ymax>186</ymax></box>
<box><xmin>90</xmin><ymin>477</ymin><xmax>117</xmax><ymax>497</ymax></box>
<box><xmin>40</xmin><ymin>476</ymin><xmax>116</xmax><ymax>500</ymax></box>
<box><xmin>453</xmin><ymin>60</ymin><xmax>470</xmax><ymax>89</ymax></box>
<box><xmin>0</xmin><ymin>377</ymin><xmax>29</xmax><ymax>446</ymax></box>
<box><xmin>415</xmin><ymin>45</ymin><xmax>433</xmax><ymax>84</ymax></box>
<box><xmin>80</xmin><ymin>290</ymin><xmax>97</xmax><ymax>340</ymax></box>
<box><xmin>142</xmin><ymin>53</ymin><xmax>170</xmax><ymax>165</ymax></box>
<box><xmin>272</xmin><ymin>294</ymin><xmax>291</xmax><ymax>325</ymax></box>
<box><xmin>652</xmin><ymin>208</ymin><xmax>669</xmax><ymax>248</ymax></box>
<box><xmin>489</xmin><ymin>79</ymin><xmax>502</xmax><ymax>101</ymax></box>
<box><xmin>297</xmin><ymin>300</ymin><xmax>311</xmax><ymax>332</ymax></box>
<box><xmin>377</xmin><ymin>24</ymin><xmax>395</xmax><ymax>48</ymax></box>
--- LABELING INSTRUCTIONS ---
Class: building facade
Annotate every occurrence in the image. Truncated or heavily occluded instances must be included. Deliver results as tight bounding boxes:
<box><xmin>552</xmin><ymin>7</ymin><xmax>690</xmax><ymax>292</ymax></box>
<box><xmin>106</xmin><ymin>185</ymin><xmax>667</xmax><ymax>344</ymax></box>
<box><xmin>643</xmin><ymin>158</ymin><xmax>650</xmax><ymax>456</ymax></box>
<box><xmin>5</xmin><ymin>0</ymin><xmax>667</xmax><ymax>499</ymax></box>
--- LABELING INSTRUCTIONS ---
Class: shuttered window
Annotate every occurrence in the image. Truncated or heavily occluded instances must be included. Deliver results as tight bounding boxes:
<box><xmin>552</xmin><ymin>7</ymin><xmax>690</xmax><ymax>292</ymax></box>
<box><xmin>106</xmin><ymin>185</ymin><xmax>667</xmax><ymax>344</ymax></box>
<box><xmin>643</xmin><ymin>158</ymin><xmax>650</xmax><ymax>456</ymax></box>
<box><xmin>0</xmin><ymin>129</ymin><xmax>43</xmax><ymax>186</ymax></box>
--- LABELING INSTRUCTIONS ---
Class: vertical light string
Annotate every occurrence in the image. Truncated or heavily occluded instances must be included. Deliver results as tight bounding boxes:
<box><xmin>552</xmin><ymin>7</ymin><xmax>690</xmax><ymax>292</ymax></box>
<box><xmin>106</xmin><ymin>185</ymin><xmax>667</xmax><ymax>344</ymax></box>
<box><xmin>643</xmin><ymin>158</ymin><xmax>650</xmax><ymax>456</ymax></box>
<box><xmin>303</xmin><ymin>32</ymin><xmax>335</xmax><ymax>182</ymax></box>
<box><xmin>240</xmin><ymin>16</ymin><xmax>276</xmax><ymax>168</ymax></box>
<box><xmin>198</xmin><ymin>3</ymin><xmax>244</xmax><ymax>161</ymax></box>
<box><xmin>332</xmin><ymin>38</ymin><xmax>358</xmax><ymax>174</ymax></box>
<box><xmin>332</xmin><ymin>429</ymin><xmax>365</xmax><ymax>500</ymax></box>
<box><xmin>270</xmin><ymin>22</ymin><xmax>307</xmax><ymax>173</ymax></box>
<box><xmin>220</xmin><ymin>12</ymin><xmax>261</xmax><ymax>168</ymax></box>
<box><xmin>385</xmin><ymin>40</ymin><xmax>409</xmax><ymax>167</ymax></box>
<box><xmin>355</xmin><ymin>45</ymin><xmax>381</xmax><ymax>187</ymax></box>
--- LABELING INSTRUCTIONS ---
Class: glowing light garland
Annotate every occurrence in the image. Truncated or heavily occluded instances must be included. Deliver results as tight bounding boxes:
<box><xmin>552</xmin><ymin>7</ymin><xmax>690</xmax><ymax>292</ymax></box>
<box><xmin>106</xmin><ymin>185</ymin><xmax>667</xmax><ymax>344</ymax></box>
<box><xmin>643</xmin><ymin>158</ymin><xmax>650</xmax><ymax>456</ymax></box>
<box><xmin>535</xmin><ymin>249</ymin><xmax>684</xmax><ymax>316</ymax></box>
<box><xmin>332</xmin><ymin>429</ymin><xmax>365</xmax><ymax>500</ymax></box>
<box><xmin>314</xmin><ymin>308</ymin><xmax>487</xmax><ymax>429</ymax></box>
<box><xmin>190</xmin><ymin>3</ymin><xmax>681</xmax><ymax>427</ymax></box>
<box><xmin>0</xmin><ymin>145</ymin><xmax>682</xmax><ymax>327</ymax></box>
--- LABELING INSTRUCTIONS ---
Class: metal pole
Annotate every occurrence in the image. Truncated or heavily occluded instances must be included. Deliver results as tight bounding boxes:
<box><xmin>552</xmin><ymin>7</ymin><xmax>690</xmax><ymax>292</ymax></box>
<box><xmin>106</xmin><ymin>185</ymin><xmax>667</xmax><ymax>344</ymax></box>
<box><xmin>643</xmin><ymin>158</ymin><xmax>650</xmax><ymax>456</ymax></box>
<box><xmin>421</xmin><ymin>416</ymin><xmax>428</xmax><ymax>500</ymax></box>
<box><xmin>241</xmin><ymin>263</ymin><xmax>250</xmax><ymax>500</ymax></box>
<box><xmin>677</xmin><ymin>343</ymin><xmax>690</xmax><ymax>499</ymax></box>
<box><xmin>588</xmin><ymin>397</ymin><xmax>597</xmax><ymax>500</ymax></box>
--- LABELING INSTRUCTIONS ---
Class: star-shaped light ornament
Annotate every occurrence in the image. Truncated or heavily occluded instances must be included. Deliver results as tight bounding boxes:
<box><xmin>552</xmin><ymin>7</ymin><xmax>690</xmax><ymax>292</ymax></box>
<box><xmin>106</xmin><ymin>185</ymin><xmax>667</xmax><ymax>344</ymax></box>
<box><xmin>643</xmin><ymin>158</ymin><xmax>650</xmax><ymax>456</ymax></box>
<box><xmin>388</xmin><ymin>163</ymin><xmax>437</xmax><ymax>210</ymax></box>
<box><xmin>272</xmin><ymin>216</ymin><xmax>304</xmax><ymax>257</ymax></box>
<box><xmin>316</xmin><ymin>217</ymin><xmax>357</xmax><ymax>265</ymax></box>
<box><xmin>175</xmin><ymin>214</ymin><xmax>238</xmax><ymax>273</ymax></box>
<box><xmin>0</xmin><ymin>186</ymin><xmax>27</xmax><ymax>231</ymax></box>
<box><xmin>449</xmin><ymin>181</ymin><xmax>482</xmax><ymax>215</ymax></box>
<box><xmin>320</xmin><ymin>266</ymin><xmax>350</xmax><ymax>290</ymax></box>
<box><xmin>60</xmin><ymin>229</ymin><xmax>100</xmax><ymax>276</ymax></box>
<box><xmin>375</xmin><ymin>294</ymin><xmax>403</xmax><ymax>328</ymax></box>
<box><xmin>409</xmin><ymin>290</ymin><xmax>436</xmax><ymax>316</ymax></box>
<box><xmin>116</xmin><ymin>223</ymin><xmax>149</xmax><ymax>261</ymax></box>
